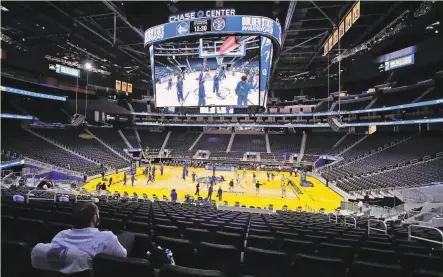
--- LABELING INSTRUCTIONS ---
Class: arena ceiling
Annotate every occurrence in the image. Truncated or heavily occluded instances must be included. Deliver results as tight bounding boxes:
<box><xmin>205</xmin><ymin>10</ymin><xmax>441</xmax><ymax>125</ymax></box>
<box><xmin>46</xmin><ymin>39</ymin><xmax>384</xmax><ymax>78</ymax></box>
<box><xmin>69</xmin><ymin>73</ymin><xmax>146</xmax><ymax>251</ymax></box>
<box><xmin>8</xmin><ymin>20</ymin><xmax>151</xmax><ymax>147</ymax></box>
<box><xmin>1</xmin><ymin>1</ymin><xmax>440</xmax><ymax>91</ymax></box>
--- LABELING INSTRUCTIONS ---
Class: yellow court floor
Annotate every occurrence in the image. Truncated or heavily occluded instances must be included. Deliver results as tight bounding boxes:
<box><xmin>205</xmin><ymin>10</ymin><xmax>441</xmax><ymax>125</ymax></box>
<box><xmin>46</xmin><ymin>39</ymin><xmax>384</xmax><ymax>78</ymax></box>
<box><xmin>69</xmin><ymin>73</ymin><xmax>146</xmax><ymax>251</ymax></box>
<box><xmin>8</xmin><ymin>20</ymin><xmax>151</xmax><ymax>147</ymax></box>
<box><xmin>83</xmin><ymin>166</ymin><xmax>343</xmax><ymax>212</ymax></box>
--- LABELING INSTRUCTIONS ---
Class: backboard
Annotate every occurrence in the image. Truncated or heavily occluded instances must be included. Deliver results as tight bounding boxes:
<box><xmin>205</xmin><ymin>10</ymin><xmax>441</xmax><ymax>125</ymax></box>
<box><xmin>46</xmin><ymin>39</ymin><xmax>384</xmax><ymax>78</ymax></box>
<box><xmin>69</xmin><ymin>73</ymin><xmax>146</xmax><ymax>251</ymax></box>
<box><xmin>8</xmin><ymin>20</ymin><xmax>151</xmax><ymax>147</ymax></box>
<box><xmin>199</xmin><ymin>37</ymin><xmax>246</xmax><ymax>58</ymax></box>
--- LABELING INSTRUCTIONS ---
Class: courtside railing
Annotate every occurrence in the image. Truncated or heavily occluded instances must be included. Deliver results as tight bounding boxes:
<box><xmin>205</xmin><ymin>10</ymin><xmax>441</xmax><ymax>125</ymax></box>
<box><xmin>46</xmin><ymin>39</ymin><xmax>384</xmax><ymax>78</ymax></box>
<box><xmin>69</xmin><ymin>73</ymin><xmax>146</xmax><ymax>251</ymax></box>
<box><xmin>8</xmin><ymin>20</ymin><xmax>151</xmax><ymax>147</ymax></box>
<box><xmin>368</xmin><ymin>219</ymin><xmax>388</xmax><ymax>235</ymax></box>
<box><xmin>408</xmin><ymin>225</ymin><xmax>443</xmax><ymax>250</ymax></box>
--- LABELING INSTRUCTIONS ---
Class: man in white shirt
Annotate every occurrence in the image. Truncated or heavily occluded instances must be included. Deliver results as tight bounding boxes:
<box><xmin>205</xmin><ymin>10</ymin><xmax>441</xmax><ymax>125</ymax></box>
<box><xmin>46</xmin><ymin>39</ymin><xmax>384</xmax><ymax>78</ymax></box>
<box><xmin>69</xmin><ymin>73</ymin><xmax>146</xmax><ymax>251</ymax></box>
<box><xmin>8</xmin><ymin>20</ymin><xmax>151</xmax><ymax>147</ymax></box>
<box><xmin>357</xmin><ymin>200</ymin><xmax>363</xmax><ymax>213</ymax></box>
<box><xmin>280</xmin><ymin>174</ymin><xmax>285</xmax><ymax>186</ymax></box>
<box><xmin>281</xmin><ymin>182</ymin><xmax>287</xmax><ymax>198</ymax></box>
<box><xmin>31</xmin><ymin>203</ymin><xmax>127</xmax><ymax>274</ymax></box>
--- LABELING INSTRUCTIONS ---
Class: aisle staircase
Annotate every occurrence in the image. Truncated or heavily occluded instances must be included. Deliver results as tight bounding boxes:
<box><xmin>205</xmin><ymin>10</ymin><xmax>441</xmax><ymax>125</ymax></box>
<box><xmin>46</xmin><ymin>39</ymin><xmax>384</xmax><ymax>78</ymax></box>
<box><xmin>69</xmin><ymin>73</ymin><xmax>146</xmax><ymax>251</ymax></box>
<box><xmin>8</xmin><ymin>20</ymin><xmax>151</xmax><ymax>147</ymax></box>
<box><xmin>84</xmin><ymin>129</ymin><xmax>130</xmax><ymax>162</ymax></box>
<box><xmin>337</xmin><ymin>134</ymin><xmax>369</xmax><ymax>156</ymax></box>
<box><xmin>189</xmin><ymin>132</ymin><xmax>203</xmax><ymax>151</ymax></box>
<box><xmin>227</xmin><ymin>133</ymin><xmax>235</xmax><ymax>153</ymax></box>
<box><xmin>265</xmin><ymin>133</ymin><xmax>271</xmax><ymax>153</ymax></box>
<box><xmin>297</xmin><ymin>131</ymin><xmax>307</xmax><ymax>162</ymax></box>
<box><xmin>160</xmin><ymin>131</ymin><xmax>172</xmax><ymax>153</ymax></box>
<box><xmin>118</xmin><ymin>130</ymin><xmax>133</xmax><ymax>148</ymax></box>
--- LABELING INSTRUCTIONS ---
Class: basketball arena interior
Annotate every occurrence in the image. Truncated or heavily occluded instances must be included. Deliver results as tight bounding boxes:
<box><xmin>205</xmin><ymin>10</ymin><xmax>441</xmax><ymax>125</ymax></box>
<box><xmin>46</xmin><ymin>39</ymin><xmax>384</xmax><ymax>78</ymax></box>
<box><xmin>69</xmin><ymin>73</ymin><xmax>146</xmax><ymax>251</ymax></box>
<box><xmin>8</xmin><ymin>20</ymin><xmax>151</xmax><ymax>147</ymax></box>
<box><xmin>1</xmin><ymin>1</ymin><xmax>443</xmax><ymax>277</ymax></box>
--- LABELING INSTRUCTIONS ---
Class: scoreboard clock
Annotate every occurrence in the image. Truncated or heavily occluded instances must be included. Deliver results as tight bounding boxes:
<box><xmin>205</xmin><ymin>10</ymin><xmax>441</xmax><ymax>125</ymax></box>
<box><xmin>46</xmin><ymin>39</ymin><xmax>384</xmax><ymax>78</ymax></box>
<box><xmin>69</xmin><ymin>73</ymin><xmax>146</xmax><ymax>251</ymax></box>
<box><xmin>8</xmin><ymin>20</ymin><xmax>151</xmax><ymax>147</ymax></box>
<box><xmin>190</xmin><ymin>19</ymin><xmax>212</xmax><ymax>33</ymax></box>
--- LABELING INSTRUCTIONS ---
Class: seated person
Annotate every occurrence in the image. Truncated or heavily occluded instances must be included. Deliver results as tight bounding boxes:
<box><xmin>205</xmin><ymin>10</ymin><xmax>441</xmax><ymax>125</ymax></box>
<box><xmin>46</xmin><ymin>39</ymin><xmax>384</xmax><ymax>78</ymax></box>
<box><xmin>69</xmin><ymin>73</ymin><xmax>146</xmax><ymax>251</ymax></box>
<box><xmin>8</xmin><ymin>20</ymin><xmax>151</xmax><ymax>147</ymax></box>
<box><xmin>31</xmin><ymin>203</ymin><xmax>127</xmax><ymax>274</ymax></box>
<box><xmin>100</xmin><ymin>183</ymin><xmax>106</xmax><ymax>190</ymax></box>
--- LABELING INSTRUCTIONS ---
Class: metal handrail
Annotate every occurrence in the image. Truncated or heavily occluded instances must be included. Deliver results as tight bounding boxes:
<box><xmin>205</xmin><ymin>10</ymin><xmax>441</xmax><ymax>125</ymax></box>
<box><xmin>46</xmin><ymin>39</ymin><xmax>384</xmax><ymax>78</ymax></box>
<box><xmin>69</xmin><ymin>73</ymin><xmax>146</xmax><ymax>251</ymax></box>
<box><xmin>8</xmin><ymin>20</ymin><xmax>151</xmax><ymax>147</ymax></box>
<box><xmin>328</xmin><ymin>213</ymin><xmax>338</xmax><ymax>223</ymax></box>
<box><xmin>408</xmin><ymin>225</ymin><xmax>443</xmax><ymax>250</ymax></box>
<box><xmin>344</xmin><ymin>216</ymin><xmax>357</xmax><ymax>228</ymax></box>
<box><xmin>368</xmin><ymin>219</ymin><xmax>387</xmax><ymax>235</ymax></box>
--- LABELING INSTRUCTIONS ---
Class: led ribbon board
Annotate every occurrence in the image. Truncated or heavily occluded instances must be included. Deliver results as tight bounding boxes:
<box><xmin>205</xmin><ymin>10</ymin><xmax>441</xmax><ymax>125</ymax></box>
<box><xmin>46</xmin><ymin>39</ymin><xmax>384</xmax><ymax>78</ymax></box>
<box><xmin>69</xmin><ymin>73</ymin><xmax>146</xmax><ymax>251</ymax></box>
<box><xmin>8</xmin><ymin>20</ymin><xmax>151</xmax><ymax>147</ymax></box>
<box><xmin>0</xmin><ymin>159</ymin><xmax>25</xmax><ymax>169</ymax></box>
<box><xmin>0</xmin><ymin>113</ymin><xmax>35</xmax><ymax>120</ymax></box>
<box><xmin>384</xmin><ymin>54</ymin><xmax>415</xmax><ymax>71</ymax></box>
<box><xmin>1</xmin><ymin>86</ymin><xmax>67</xmax><ymax>101</ymax></box>
<box><xmin>132</xmin><ymin>98</ymin><xmax>443</xmax><ymax>117</ymax></box>
<box><xmin>135</xmin><ymin>118</ymin><xmax>443</xmax><ymax>128</ymax></box>
<box><xmin>56</xmin><ymin>64</ymin><xmax>81</xmax><ymax>78</ymax></box>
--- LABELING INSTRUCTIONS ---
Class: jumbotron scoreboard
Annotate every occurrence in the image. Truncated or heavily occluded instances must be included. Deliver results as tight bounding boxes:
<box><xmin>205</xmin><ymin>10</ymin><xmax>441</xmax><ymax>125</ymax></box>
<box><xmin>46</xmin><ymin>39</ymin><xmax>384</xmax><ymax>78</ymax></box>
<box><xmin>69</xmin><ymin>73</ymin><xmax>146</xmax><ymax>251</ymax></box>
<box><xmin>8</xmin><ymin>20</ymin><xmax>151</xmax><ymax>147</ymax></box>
<box><xmin>144</xmin><ymin>9</ymin><xmax>282</xmax><ymax>109</ymax></box>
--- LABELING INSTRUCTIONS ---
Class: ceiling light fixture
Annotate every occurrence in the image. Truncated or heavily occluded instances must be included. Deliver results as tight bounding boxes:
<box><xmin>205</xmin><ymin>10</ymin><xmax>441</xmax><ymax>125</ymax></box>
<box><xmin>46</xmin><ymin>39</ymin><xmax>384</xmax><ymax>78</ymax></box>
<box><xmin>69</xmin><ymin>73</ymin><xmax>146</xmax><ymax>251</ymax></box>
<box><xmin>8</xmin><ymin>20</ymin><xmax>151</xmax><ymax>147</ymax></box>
<box><xmin>1</xmin><ymin>5</ymin><xmax>9</xmax><ymax>12</ymax></box>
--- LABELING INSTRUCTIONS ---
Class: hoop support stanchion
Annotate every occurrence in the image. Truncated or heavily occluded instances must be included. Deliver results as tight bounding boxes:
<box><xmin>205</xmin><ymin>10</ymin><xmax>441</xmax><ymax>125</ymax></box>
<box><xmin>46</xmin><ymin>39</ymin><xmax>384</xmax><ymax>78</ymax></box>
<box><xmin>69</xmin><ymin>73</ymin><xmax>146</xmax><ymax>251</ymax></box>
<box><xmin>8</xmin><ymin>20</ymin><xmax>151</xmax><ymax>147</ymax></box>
<box><xmin>368</xmin><ymin>219</ymin><xmax>387</xmax><ymax>235</ymax></box>
<box><xmin>408</xmin><ymin>225</ymin><xmax>443</xmax><ymax>250</ymax></box>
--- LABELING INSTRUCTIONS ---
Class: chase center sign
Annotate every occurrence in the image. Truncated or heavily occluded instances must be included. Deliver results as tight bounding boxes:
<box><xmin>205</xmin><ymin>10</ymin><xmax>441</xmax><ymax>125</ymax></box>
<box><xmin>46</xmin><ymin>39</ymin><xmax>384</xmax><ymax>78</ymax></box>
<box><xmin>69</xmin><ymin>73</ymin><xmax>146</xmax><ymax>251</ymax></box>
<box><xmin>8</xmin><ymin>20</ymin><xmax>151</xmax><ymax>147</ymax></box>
<box><xmin>169</xmin><ymin>9</ymin><xmax>236</xmax><ymax>22</ymax></box>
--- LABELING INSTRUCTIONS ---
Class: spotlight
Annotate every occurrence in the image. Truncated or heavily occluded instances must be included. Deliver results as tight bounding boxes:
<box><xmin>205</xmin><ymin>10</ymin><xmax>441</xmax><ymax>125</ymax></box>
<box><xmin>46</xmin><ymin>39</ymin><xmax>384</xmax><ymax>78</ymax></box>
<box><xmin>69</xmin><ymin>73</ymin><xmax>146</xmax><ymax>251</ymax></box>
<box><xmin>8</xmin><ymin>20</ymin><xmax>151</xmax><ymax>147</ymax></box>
<box><xmin>85</xmin><ymin>62</ymin><xmax>92</xmax><ymax>70</ymax></box>
<box><xmin>1</xmin><ymin>5</ymin><xmax>9</xmax><ymax>12</ymax></box>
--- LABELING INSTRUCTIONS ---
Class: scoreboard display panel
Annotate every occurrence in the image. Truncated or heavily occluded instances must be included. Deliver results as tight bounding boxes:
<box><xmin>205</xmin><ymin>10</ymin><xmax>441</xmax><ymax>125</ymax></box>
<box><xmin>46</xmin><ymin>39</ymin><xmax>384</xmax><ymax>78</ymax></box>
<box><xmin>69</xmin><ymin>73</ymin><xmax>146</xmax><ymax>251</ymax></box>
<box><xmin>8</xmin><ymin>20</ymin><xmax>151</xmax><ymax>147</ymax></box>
<box><xmin>190</xmin><ymin>19</ymin><xmax>211</xmax><ymax>33</ymax></box>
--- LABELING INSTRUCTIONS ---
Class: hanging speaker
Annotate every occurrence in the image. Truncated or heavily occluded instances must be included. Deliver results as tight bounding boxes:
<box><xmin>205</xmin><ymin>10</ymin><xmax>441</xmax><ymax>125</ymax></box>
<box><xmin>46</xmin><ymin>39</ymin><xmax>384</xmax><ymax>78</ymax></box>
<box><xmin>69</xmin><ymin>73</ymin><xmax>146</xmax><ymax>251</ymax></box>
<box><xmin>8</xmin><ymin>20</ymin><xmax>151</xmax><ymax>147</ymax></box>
<box><xmin>327</xmin><ymin>116</ymin><xmax>342</xmax><ymax>132</ymax></box>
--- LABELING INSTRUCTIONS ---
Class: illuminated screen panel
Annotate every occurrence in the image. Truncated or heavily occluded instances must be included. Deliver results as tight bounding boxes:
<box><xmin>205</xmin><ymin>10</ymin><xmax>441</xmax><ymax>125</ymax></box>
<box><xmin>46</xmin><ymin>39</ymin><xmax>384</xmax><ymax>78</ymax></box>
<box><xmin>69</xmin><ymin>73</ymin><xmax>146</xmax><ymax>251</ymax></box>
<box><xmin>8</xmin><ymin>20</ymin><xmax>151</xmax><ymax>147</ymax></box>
<box><xmin>259</xmin><ymin>36</ymin><xmax>273</xmax><ymax>107</ymax></box>
<box><xmin>153</xmin><ymin>35</ymin><xmax>260</xmax><ymax>107</ymax></box>
<box><xmin>384</xmin><ymin>54</ymin><xmax>415</xmax><ymax>71</ymax></box>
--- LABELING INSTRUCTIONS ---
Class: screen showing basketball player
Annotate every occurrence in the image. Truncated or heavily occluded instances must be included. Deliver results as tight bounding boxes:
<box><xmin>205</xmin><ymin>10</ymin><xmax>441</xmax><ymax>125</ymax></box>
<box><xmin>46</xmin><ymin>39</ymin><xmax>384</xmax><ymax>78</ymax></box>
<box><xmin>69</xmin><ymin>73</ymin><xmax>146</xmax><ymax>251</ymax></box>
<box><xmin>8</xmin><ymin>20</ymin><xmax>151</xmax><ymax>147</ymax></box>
<box><xmin>152</xmin><ymin>35</ymin><xmax>260</xmax><ymax>107</ymax></box>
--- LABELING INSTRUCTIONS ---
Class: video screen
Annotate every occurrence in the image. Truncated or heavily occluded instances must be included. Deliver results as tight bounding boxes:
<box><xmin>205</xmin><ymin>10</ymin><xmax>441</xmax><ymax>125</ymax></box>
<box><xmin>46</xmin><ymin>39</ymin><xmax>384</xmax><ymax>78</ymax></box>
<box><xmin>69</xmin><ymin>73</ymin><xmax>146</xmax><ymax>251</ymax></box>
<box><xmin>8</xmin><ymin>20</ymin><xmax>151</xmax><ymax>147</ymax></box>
<box><xmin>153</xmin><ymin>35</ymin><xmax>260</xmax><ymax>107</ymax></box>
<box><xmin>260</xmin><ymin>37</ymin><xmax>273</xmax><ymax>107</ymax></box>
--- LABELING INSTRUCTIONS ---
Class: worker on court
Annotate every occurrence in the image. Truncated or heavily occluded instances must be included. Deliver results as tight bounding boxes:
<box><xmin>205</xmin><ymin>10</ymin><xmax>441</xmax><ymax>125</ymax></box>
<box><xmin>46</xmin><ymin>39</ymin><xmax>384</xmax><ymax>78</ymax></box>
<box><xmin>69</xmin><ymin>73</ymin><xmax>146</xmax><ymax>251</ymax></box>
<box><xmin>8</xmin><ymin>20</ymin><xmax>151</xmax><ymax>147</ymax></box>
<box><xmin>123</xmin><ymin>171</ymin><xmax>127</xmax><ymax>186</ymax></box>
<box><xmin>168</xmin><ymin>78</ymin><xmax>172</xmax><ymax>90</ymax></box>
<box><xmin>217</xmin><ymin>187</ymin><xmax>223</xmax><ymax>201</ymax></box>
<box><xmin>131</xmin><ymin>173</ymin><xmax>135</xmax><ymax>187</ymax></box>
<box><xmin>160</xmin><ymin>164</ymin><xmax>164</xmax><ymax>176</ymax></box>
<box><xmin>280</xmin><ymin>174</ymin><xmax>286</xmax><ymax>187</ymax></box>
<box><xmin>229</xmin><ymin>179</ymin><xmax>234</xmax><ymax>192</ymax></box>
<box><xmin>248</xmin><ymin>71</ymin><xmax>255</xmax><ymax>85</ymax></box>
<box><xmin>182</xmin><ymin>166</ymin><xmax>186</xmax><ymax>180</ymax></box>
<box><xmin>235</xmin><ymin>75</ymin><xmax>255</xmax><ymax>106</ymax></box>
<box><xmin>192</xmin><ymin>171</ymin><xmax>196</xmax><ymax>183</ymax></box>
<box><xmin>281</xmin><ymin>181</ymin><xmax>287</xmax><ymax>198</ymax></box>
<box><xmin>198</xmin><ymin>78</ymin><xmax>206</xmax><ymax>106</ymax></box>
<box><xmin>213</xmin><ymin>72</ymin><xmax>220</xmax><ymax>97</ymax></box>
<box><xmin>176</xmin><ymin>75</ymin><xmax>184</xmax><ymax>103</ymax></box>
<box><xmin>255</xmin><ymin>181</ymin><xmax>261</xmax><ymax>195</ymax></box>
<box><xmin>252</xmin><ymin>172</ymin><xmax>256</xmax><ymax>184</ymax></box>
<box><xmin>220</xmin><ymin>67</ymin><xmax>226</xmax><ymax>80</ymax></box>
<box><xmin>208</xmin><ymin>184</ymin><xmax>213</xmax><ymax>200</ymax></box>
<box><xmin>147</xmin><ymin>173</ymin><xmax>153</xmax><ymax>184</ymax></box>
<box><xmin>235</xmin><ymin>173</ymin><xmax>240</xmax><ymax>185</ymax></box>
<box><xmin>195</xmin><ymin>183</ymin><xmax>200</xmax><ymax>196</ymax></box>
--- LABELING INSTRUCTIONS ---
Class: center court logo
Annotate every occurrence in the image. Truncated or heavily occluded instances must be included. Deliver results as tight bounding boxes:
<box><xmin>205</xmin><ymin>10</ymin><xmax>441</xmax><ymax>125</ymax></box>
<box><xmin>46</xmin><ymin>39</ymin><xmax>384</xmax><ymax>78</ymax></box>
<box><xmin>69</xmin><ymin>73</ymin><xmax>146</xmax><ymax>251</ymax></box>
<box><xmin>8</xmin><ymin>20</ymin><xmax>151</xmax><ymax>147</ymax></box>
<box><xmin>177</xmin><ymin>21</ymin><xmax>189</xmax><ymax>35</ymax></box>
<box><xmin>212</xmin><ymin>18</ymin><xmax>226</xmax><ymax>31</ymax></box>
